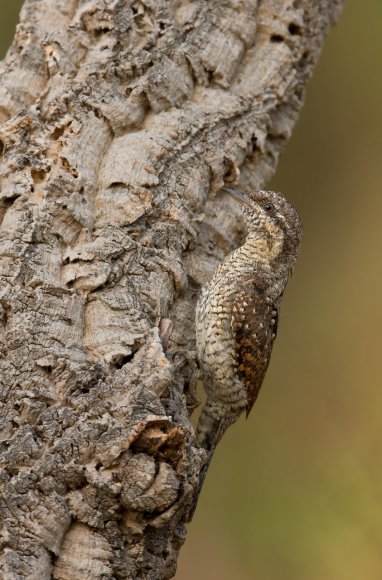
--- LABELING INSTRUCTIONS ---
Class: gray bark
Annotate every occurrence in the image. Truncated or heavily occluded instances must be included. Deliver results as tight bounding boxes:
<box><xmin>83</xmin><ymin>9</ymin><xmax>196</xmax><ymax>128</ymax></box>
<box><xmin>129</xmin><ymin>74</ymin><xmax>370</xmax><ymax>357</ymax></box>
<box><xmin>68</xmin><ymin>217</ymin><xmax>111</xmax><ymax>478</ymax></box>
<box><xmin>0</xmin><ymin>1</ymin><xmax>343</xmax><ymax>578</ymax></box>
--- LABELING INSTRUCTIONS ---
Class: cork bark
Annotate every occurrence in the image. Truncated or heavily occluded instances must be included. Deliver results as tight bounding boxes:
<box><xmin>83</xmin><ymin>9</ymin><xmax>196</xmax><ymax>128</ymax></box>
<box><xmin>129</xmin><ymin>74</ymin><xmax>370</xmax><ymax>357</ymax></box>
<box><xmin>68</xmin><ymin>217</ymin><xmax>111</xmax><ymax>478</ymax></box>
<box><xmin>0</xmin><ymin>1</ymin><xmax>343</xmax><ymax>578</ymax></box>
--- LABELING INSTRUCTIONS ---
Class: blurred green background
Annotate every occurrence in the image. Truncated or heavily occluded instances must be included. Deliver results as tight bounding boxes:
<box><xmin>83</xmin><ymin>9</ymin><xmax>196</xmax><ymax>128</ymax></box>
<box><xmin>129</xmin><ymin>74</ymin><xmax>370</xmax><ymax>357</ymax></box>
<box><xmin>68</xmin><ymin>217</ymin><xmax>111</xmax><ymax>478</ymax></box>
<box><xmin>1</xmin><ymin>2</ymin><xmax>381</xmax><ymax>579</ymax></box>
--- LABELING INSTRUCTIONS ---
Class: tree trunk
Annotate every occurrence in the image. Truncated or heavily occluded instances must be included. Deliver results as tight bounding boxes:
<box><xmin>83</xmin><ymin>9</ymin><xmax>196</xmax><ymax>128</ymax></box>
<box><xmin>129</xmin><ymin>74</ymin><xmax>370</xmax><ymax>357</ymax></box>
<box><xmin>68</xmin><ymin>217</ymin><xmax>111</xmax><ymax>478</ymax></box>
<box><xmin>0</xmin><ymin>1</ymin><xmax>343</xmax><ymax>578</ymax></box>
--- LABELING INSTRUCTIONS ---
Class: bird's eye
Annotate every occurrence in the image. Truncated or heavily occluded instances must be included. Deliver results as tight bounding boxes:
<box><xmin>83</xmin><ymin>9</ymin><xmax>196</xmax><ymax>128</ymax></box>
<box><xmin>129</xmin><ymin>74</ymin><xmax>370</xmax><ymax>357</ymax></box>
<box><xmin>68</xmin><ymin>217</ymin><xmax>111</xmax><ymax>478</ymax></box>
<box><xmin>264</xmin><ymin>202</ymin><xmax>275</xmax><ymax>212</ymax></box>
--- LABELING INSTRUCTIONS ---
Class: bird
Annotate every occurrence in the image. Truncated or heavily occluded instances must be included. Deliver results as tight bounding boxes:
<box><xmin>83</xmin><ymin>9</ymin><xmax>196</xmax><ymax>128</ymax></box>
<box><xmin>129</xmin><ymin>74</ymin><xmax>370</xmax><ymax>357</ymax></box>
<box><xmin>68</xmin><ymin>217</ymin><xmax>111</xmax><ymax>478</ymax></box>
<box><xmin>193</xmin><ymin>187</ymin><xmax>302</xmax><ymax>496</ymax></box>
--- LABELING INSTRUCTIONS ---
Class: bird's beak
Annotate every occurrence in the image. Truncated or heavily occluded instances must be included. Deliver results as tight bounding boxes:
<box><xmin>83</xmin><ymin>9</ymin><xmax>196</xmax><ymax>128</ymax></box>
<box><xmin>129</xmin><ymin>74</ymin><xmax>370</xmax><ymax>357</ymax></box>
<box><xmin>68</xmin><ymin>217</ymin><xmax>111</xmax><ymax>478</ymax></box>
<box><xmin>223</xmin><ymin>188</ymin><xmax>252</xmax><ymax>209</ymax></box>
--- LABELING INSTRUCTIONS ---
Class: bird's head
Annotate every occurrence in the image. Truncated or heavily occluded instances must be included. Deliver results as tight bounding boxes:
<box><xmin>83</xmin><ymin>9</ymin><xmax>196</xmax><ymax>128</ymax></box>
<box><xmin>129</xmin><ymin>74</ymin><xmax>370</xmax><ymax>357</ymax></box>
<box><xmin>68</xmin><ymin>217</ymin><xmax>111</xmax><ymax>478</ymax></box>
<box><xmin>224</xmin><ymin>188</ymin><xmax>302</xmax><ymax>264</ymax></box>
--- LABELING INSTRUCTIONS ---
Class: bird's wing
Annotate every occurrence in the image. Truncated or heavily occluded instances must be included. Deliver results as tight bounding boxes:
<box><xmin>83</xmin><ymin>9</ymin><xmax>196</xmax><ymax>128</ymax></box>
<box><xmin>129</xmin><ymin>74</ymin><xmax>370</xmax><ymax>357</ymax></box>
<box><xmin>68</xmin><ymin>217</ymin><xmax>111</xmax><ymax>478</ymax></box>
<box><xmin>231</xmin><ymin>285</ymin><xmax>278</xmax><ymax>416</ymax></box>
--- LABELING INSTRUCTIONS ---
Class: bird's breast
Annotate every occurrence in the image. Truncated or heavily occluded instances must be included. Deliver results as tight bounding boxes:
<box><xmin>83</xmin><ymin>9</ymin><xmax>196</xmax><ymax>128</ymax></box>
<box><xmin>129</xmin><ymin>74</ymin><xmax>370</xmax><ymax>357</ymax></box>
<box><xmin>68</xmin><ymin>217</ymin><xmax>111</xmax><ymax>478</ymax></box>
<box><xmin>196</xmin><ymin>286</ymin><xmax>236</xmax><ymax>371</ymax></box>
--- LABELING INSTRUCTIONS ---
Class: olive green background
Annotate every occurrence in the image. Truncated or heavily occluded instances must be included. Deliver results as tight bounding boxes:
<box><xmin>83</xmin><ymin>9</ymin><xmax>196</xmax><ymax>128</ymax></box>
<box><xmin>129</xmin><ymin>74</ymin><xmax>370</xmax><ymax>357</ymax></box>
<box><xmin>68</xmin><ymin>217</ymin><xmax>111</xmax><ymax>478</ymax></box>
<box><xmin>1</xmin><ymin>3</ymin><xmax>381</xmax><ymax>579</ymax></box>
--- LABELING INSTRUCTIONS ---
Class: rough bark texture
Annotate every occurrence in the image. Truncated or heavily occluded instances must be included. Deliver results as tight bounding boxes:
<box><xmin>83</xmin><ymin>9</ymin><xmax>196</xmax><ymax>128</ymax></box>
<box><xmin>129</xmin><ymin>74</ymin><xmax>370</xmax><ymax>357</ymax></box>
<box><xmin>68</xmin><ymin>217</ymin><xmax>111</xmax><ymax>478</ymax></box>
<box><xmin>0</xmin><ymin>1</ymin><xmax>343</xmax><ymax>578</ymax></box>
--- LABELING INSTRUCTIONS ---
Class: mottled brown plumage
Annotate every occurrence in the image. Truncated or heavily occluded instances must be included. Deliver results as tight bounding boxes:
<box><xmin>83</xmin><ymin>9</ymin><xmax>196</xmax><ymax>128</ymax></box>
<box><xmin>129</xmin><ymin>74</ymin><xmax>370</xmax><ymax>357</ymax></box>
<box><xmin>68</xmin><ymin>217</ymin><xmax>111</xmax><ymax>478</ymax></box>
<box><xmin>195</xmin><ymin>187</ymin><xmax>302</xmax><ymax>457</ymax></box>
<box><xmin>232</xmin><ymin>285</ymin><xmax>279</xmax><ymax>416</ymax></box>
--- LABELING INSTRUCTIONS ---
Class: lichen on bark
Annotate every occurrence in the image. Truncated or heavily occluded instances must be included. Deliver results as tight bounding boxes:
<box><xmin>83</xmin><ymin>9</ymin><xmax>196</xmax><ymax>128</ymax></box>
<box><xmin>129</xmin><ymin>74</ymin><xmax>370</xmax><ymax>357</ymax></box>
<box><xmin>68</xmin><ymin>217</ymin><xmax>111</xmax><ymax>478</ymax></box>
<box><xmin>0</xmin><ymin>1</ymin><xmax>343</xmax><ymax>578</ymax></box>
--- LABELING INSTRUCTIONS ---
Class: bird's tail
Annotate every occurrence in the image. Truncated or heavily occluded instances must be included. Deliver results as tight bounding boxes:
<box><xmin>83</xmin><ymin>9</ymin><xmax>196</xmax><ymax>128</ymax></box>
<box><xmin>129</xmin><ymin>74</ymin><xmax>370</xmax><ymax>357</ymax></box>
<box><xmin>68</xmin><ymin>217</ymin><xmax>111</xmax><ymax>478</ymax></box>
<box><xmin>196</xmin><ymin>402</ymin><xmax>227</xmax><ymax>452</ymax></box>
<box><xmin>186</xmin><ymin>403</ymin><xmax>240</xmax><ymax>521</ymax></box>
